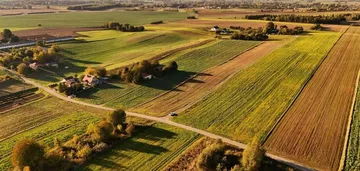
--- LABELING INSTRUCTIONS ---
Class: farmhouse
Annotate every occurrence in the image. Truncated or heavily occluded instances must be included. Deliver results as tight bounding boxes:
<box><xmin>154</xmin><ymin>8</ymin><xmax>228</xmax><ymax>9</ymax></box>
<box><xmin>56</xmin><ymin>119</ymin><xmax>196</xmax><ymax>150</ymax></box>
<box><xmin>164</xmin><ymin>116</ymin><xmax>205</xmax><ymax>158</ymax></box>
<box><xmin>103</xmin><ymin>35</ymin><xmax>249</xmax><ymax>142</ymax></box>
<box><xmin>141</xmin><ymin>73</ymin><xmax>152</xmax><ymax>80</ymax></box>
<box><xmin>82</xmin><ymin>74</ymin><xmax>100</xmax><ymax>86</ymax></box>
<box><xmin>61</xmin><ymin>76</ymin><xmax>78</xmax><ymax>87</ymax></box>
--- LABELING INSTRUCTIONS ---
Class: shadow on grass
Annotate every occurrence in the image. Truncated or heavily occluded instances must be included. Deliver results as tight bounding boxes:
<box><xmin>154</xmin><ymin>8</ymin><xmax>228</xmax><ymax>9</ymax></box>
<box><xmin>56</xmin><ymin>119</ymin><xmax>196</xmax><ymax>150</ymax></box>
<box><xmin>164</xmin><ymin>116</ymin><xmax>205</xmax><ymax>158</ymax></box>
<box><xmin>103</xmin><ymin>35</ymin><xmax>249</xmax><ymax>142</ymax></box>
<box><xmin>76</xmin><ymin>83</ymin><xmax>123</xmax><ymax>99</ymax></box>
<box><xmin>79</xmin><ymin>125</ymin><xmax>177</xmax><ymax>170</ymax></box>
<box><xmin>138</xmin><ymin>70</ymin><xmax>205</xmax><ymax>91</ymax></box>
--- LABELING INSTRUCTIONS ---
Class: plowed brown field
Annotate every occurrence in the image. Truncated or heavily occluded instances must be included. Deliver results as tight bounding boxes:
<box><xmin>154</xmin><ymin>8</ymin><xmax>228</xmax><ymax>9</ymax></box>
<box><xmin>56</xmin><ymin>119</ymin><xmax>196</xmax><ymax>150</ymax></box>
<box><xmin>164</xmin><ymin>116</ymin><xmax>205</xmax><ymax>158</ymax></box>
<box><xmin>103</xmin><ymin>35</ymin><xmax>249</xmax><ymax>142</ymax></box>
<box><xmin>133</xmin><ymin>39</ymin><xmax>289</xmax><ymax>116</ymax></box>
<box><xmin>264</xmin><ymin>27</ymin><xmax>360</xmax><ymax>171</ymax></box>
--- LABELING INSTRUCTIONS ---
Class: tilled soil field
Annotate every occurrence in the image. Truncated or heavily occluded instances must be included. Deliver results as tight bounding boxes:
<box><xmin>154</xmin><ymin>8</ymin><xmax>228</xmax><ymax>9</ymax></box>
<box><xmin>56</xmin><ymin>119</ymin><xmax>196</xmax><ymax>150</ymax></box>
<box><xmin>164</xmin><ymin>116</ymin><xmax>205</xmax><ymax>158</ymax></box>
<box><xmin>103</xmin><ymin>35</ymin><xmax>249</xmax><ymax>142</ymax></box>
<box><xmin>264</xmin><ymin>27</ymin><xmax>360</xmax><ymax>171</ymax></box>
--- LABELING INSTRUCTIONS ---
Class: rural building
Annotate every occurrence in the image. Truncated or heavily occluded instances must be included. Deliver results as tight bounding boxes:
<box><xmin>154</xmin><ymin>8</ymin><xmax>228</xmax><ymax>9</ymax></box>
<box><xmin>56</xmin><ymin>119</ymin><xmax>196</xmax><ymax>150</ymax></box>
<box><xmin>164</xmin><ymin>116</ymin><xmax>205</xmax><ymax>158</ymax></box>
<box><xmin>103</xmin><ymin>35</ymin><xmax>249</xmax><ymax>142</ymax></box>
<box><xmin>29</xmin><ymin>62</ymin><xmax>43</xmax><ymax>70</ymax></box>
<box><xmin>61</xmin><ymin>76</ymin><xmax>78</xmax><ymax>87</ymax></box>
<box><xmin>141</xmin><ymin>73</ymin><xmax>152</xmax><ymax>80</ymax></box>
<box><xmin>82</xmin><ymin>74</ymin><xmax>100</xmax><ymax>86</ymax></box>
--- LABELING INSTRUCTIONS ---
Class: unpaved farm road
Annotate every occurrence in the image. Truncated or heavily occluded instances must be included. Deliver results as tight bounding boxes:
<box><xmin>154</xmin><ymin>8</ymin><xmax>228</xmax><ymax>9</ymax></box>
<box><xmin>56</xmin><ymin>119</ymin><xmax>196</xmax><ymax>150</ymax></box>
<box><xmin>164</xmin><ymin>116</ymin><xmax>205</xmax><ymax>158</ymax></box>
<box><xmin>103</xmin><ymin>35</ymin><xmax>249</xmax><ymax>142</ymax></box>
<box><xmin>1</xmin><ymin>66</ymin><xmax>313</xmax><ymax>171</ymax></box>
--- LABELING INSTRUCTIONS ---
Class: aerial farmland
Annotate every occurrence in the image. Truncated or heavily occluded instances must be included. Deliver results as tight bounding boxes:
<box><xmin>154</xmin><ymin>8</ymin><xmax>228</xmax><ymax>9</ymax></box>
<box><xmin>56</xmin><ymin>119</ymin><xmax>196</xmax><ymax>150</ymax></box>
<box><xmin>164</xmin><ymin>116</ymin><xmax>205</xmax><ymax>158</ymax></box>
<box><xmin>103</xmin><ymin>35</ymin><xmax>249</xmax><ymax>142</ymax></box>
<box><xmin>0</xmin><ymin>1</ymin><xmax>360</xmax><ymax>171</ymax></box>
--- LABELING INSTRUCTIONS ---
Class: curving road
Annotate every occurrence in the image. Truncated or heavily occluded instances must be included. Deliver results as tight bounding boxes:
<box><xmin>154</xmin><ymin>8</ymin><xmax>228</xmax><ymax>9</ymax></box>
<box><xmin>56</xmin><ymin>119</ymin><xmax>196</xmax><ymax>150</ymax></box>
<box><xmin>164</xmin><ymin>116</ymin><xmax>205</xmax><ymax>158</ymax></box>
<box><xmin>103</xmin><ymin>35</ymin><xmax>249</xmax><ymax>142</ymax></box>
<box><xmin>1</xmin><ymin>66</ymin><xmax>313</xmax><ymax>171</ymax></box>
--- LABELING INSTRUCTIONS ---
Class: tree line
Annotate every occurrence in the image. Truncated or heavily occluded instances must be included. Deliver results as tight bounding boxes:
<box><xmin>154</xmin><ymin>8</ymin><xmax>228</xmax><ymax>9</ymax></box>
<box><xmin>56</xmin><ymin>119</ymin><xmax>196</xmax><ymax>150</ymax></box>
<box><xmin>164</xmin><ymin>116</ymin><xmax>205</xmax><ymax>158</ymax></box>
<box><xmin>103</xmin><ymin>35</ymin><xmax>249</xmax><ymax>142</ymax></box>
<box><xmin>10</xmin><ymin>109</ymin><xmax>135</xmax><ymax>171</ymax></box>
<box><xmin>0</xmin><ymin>44</ymin><xmax>61</xmax><ymax>75</ymax></box>
<box><xmin>230</xmin><ymin>22</ymin><xmax>304</xmax><ymax>41</ymax></box>
<box><xmin>244</xmin><ymin>14</ymin><xmax>360</xmax><ymax>24</ymax></box>
<box><xmin>101</xmin><ymin>22</ymin><xmax>145</xmax><ymax>32</ymax></box>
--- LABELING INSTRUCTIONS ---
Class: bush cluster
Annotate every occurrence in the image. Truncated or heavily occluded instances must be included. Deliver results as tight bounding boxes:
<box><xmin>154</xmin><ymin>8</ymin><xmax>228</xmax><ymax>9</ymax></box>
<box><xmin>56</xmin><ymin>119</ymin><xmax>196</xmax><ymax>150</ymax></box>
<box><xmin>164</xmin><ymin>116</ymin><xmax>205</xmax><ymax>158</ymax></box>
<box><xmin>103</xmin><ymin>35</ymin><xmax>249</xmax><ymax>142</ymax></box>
<box><xmin>0</xmin><ymin>44</ymin><xmax>61</xmax><ymax>75</ymax></box>
<box><xmin>310</xmin><ymin>23</ymin><xmax>326</xmax><ymax>30</ymax></box>
<box><xmin>0</xmin><ymin>29</ymin><xmax>19</xmax><ymax>43</ymax></box>
<box><xmin>11</xmin><ymin>109</ymin><xmax>134</xmax><ymax>171</ymax></box>
<box><xmin>117</xmin><ymin>60</ymin><xmax>178</xmax><ymax>84</ymax></box>
<box><xmin>150</xmin><ymin>21</ymin><xmax>163</xmax><ymax>24</ymax></box>
<box><xmin>101</xmin><ymin>22</ymin><xmax>145</xmax><ymax>32</ymax></box>
<box><xmin>231</xmin><ymin>27</ymin><xmax>269</xmax><ymax>41</ymax></box>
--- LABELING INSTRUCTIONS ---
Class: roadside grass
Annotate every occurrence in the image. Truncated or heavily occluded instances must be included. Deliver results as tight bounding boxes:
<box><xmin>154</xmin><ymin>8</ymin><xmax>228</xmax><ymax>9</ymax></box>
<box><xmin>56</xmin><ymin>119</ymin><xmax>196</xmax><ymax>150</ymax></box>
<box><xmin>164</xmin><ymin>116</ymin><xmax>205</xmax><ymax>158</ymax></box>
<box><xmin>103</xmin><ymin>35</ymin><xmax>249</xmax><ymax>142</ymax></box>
<box><xmin>346</xmin><ymin>79</ymin><xmax>360</xmax><ymax>170</ymax></box>
<box><xmin>78</xmin><ymin>123</ymin><xmax>199</xmax><ymax>171</ymax></box>
<box><xmin>0</xmin><ymin>11</ymin><xmax>188</xmax><ymax>28</ymax></box>
<box><xmin>0</xmin><ymin>97</ymin><xmax>105</xmax><ymax>170</ymax></box>
<box><xmin>77</xmin><ymin>40</ymin><xmax>259</xmax><ymax>109</ymax></box>
<box><xmin>173</xmin><ymin>31</ymin><xmax>341</xmax><ymax>143</ymax></box>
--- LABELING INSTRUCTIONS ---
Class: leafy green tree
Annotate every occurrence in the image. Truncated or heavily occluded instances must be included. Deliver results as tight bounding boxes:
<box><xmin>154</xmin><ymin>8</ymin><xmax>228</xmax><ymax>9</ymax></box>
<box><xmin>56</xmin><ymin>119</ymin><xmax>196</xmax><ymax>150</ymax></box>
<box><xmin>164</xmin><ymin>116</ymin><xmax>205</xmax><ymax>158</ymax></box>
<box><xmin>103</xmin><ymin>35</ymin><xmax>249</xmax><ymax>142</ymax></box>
<box><xmin>2</xmin><ymin>29</ymin><xmax>13</xmax><ymax>40</ymax></box>
<box><xmin>196</xmin><ymin>143</ymin><xmax>227</xmax><ymax>171</ymax></box>
<box><xmin>11</xmin><ymin>139</ymin><xmax>45</xmax><ymax>171</ymax></box>
<box><xmin>241</xmin><ymin>137</ymin><xmax>265</xmax><ymax>171</ymax></box>
<box><xmin>87</xmin><ymin>121</ymin><xmax>113</xmax><ymax>142</ymax></box>
<box><xmin>106</xmin><ymin>109</ymin><xmax>126</xmax><ymax>128</ymax></box>
<box><xmin>96</xmin><ymin>67</ymin><xmax>107</xmax><ymax>77</ymax></box>
<box><xmin>17</xmin><ymin>63</ymin><xmax>29</xmax><ymax>75</ymax></box>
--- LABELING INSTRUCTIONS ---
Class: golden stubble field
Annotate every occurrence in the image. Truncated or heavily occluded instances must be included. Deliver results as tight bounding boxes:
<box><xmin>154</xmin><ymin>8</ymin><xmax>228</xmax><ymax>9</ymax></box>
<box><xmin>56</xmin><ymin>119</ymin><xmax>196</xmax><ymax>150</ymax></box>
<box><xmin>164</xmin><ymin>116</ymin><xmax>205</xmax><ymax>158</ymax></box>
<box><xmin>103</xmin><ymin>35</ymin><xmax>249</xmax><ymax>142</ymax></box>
<box><xmin>264</xmin><ymin>26</ymin><xmax>360</xmax><ymax>171</ymax></box>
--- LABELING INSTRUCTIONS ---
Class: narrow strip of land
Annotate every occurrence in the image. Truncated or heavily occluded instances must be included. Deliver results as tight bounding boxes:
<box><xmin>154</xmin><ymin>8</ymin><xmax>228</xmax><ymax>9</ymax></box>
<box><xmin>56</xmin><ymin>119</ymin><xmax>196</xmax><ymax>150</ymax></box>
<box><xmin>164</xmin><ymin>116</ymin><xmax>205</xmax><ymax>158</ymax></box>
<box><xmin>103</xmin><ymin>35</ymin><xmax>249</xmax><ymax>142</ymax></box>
<box><xmin>0</xmin><ymin>65</ymin><xmax>313</xmax><ymax>171</ymax></box>
<box><xmin>133</xmin><ymin>40</ymin><xmax>288</xmax><ymax>116</ymax></box>
<box><xmin>264</xmin><ymin>27</ymin><xmax>360</xmax><ymax>171</ymax></box>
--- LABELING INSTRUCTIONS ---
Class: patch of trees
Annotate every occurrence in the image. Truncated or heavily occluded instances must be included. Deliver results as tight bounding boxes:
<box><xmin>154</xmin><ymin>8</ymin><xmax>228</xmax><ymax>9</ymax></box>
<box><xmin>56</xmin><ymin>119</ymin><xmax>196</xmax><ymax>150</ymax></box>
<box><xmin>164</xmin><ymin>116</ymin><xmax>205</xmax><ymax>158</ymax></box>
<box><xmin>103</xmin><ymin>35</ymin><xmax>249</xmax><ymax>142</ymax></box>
<box><xmin>245</xmin><ymin>14</ymin><xmax>353</xmax><ymax>24</ymax></box>
<box><xmin>195</xmin><ymin>138</ymin><xmax>265</xmax><ymax>171</ymax></box>
<box><xmin>310</xmin><ymin>24</ymin><xmax>326</xmax><ymax>31</ymax></box>
<box><xmin>231</xmin><ymin>22</ymin><xmax>304</xmax><ymax>41</ymax></box>
<box><xmin>187</xmin><ymin>16</ymin><xmax>197</xmax><ymax>19</ymax></box>
<box><xmin>151</xmin><ymin>21</ymin><xmax>164</xmax><ymax>24</ymax></box>
<box><xmin>0</xmin><ymin>44</ymin><xmax>61</xmax><ymax>74</ymax></box>
<box><xmin>11</xmin><ymin>109</ymin><xmax>134</xmax><ymax>171</ymax></box>
<box><xmin>101</xmin><ymin>22</ymin><xmax>145</xmax><ymax>32</ymax></box>
<box><xmin>116</xmin><ymin>60</ymin><xmax>178</xmax><ymax>84</ymax></box>
<box><xmin>1</xmin><ymin>29</ymin><xmax>20</xmax><ymax>43</ymax></box>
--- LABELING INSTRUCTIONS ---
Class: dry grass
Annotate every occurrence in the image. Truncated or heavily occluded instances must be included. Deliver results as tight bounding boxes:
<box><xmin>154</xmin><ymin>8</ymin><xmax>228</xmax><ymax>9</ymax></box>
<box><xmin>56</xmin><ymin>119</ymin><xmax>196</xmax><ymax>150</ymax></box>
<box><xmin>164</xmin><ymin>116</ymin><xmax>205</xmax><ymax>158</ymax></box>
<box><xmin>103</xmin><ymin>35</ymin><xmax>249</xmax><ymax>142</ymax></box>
<box><xmin>264</xmin><ymin>27</ymin><xmax>360</xmax><ymax>171</ymax></box>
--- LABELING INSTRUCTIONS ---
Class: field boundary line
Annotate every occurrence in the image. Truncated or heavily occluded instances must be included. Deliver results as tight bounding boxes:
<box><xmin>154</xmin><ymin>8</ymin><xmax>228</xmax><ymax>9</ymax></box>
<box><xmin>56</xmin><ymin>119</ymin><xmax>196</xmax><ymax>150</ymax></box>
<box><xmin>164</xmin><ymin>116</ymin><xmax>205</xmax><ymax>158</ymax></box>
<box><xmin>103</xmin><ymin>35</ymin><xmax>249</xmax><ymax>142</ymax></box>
<box><xmin>339</xmin><ymin>70</ymin><xmax>360</xmax><ymax>171</ymax></box>
<box><xmin>262</xmin><ymin>27</ymin><xmax>349</xmax><ymax>146</ymax></box>
<box><xmin>133</xmin><ymin>41</ymin><xmax>264</xmax><ymax>109</ymax></box>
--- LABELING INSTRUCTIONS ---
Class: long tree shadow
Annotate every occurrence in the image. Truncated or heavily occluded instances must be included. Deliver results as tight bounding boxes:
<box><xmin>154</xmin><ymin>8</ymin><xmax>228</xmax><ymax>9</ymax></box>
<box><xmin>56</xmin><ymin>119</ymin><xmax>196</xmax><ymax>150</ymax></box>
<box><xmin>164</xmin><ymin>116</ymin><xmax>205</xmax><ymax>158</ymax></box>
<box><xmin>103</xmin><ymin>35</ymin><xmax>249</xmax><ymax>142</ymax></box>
<box><xmin>78</xmin><ymin>125</ymin><xmax>178</xmax><ymax>170</ymax></box>
<box><xmin>138</xmin><ymin>70</ymin><xmax>210</xmax><ymax>91</ymax></box>
<box><xmin>76</xmin><ymin>83</ymin><xmax>123</xmax><ymax>99</ymax></box>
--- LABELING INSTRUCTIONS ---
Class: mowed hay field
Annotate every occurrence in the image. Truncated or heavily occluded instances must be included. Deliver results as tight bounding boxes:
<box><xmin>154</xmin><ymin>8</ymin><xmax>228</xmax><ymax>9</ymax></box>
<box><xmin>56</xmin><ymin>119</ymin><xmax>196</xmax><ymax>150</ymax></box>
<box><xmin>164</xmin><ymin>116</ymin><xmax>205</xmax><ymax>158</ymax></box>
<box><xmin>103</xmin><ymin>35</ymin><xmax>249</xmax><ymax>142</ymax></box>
<box><xmin>346</xmin><ymin>75</ymin><xmax>360</xmax><ymax>170</ymax></box>
<box><xmin>77</xmin><ymin>40</ymin><xmax>259</xmax><ymax>109</ymax></box>
<box><xmin>0</xmin><ymin>11</ymin><xmax>188</xmax><ymax>28</ymax></box>
<box><xmin>0</xmin><ymin>96</ymin><xmax>105</xmax><ymax>170</ymax></box>
<box><xmin>174</xmin><ymin>31</ymin><xmax>341</xmax><ymax>143</ymax></box>
<box><xmin>134</xmin><ymin>37</ymin><xmax>290</xmax><ymax>116</ymax></box>
<box><xmin>264</xmin><ymin>27</ymin><xmax>360</xmax><ymax>171</ymax></box>
<box><xmin>79</xmin><ymin>123</ymin><xmax>199</xmax><ymax>171</ymax></box>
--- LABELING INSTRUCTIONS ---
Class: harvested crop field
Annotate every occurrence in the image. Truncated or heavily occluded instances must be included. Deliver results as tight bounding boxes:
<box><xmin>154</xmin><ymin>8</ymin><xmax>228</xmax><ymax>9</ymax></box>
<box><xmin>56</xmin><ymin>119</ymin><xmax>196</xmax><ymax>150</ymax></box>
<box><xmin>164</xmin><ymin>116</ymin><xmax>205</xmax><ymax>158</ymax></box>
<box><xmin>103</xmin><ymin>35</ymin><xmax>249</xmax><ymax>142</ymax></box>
<box><xmin>174</xmin><ymin>31</ymin><xmax>341</xmax><ymax>144</ymax></box>
<box><xmin>133</xmin><ymin>38</ymin><xmax>290</xmax><ymax>116</ymax></box>
<box><xmin>264</xmin><ymin>27</ymin><xmax>360</xmax><ymax>171</ymax></box>
<box><xmin>13</xmin><ymin>27</ymin><xmax>102</xmax><ymax>41</ymax></box>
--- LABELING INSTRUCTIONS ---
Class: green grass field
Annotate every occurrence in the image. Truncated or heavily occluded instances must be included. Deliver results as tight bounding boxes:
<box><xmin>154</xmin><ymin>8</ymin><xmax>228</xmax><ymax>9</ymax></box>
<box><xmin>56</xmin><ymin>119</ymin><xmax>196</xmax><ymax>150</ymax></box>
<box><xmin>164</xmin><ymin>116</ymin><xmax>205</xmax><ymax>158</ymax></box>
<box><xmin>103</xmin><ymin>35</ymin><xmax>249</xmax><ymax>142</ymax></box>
<box><xmin>77</xmin><ymin>40</ymin><xmax>259</xmax><ymax>109</ymax></box>
<box><xmin>174</xmin><ymin>31</ymin><xmax>341</xmax><ymax>143</ymax></box>
<box><xmin>0</xmin><ymin>97</ymin><xmax>105</xmax><ymax>170</ymax></box>
<box><xmin>345</xmin><ymin>79</ymin><xmax>360</xmax><ymax>170</ymax></box>
<box><xmin>0</xmin><ymin>11</ymin><xmax>188</xmax><ymax>28</ymax></box>
<box><xmin>79</xmin><ymin>123</ymin><xmax>199</xmax><ymax>171</ymax></box>
<box><xmin>30</xmin><ymin>29</ymin><xmax>208</xmax><ymax>85</ymax></box>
